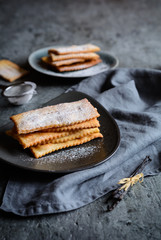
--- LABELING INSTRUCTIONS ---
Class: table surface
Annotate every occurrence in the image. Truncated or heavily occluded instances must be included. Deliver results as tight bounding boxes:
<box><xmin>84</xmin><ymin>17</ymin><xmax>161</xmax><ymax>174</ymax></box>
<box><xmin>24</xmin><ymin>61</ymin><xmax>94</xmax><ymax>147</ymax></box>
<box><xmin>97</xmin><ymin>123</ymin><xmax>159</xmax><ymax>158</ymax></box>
<box><xmin>0</xmin><ymin>0</ymin><xmax>161</xmax><ymax>239</ymax></box>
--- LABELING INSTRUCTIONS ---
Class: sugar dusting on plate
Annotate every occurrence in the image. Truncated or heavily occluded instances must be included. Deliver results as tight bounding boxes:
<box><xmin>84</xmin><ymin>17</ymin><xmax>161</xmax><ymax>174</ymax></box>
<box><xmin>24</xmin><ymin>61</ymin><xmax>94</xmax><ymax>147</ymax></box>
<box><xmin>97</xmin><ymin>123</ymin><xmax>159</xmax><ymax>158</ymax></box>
<box><xmin>22</xmin><ymin>143</ymin><xmax>101</xmax><ymax>165</ymax></box>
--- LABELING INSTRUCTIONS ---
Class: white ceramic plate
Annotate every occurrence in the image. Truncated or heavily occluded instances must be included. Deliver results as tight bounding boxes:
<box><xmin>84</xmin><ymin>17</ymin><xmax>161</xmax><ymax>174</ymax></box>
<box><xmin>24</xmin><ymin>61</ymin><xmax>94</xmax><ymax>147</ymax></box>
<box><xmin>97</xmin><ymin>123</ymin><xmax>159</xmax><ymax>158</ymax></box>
<box><xmin>28</xmin><ymin>46</ymin><xmax>119</xmax><ymax>78</ymax></box>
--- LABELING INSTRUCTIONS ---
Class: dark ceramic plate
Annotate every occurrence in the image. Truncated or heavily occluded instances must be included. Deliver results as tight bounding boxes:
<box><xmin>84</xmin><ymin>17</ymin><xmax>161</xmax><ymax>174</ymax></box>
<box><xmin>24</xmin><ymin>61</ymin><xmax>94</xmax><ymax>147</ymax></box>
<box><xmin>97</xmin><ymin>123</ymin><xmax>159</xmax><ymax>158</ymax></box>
<box><xmin>28</xmin><ymin>46</ymin><xmax>119</xmax><ymax>78</ymax></box>
<box><xmin>0</xmin><ymin>91</ymin><xmax>120</xmax><ymax>173</ymax></box>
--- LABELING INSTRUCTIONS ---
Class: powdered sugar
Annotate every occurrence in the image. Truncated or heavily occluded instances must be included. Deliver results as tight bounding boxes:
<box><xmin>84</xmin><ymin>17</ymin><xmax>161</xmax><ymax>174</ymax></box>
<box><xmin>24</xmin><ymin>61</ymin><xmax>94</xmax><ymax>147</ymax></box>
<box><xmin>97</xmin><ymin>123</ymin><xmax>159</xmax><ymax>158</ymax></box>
<box><xmin>49</xmin><ymin>44</ymin><xmax>100</xmax><ymax>55</ymax></box>
<box><xmin>22</xmin><ymin>142</ymin><xmax>102</xmax><ymax>166</ymax></box>
<box><xmin>11</xmin><ymin>98</ymin><xmax>99</xmax><ymax>134</ymax></box>
<box><xmin>41</xmin><ymin>144</ymin><xmax>100</xmax><ymax>164</ymax></box>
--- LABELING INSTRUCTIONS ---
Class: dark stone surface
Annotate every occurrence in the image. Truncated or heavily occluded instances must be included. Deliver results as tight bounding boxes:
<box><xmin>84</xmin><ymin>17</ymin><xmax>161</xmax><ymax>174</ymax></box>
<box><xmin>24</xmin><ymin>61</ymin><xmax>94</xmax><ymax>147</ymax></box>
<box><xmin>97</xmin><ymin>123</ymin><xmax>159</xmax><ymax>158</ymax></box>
<box><xmin>0</xmin><ymin>0</ymin><xmax>161</xmax><ymax>239</ymax></box>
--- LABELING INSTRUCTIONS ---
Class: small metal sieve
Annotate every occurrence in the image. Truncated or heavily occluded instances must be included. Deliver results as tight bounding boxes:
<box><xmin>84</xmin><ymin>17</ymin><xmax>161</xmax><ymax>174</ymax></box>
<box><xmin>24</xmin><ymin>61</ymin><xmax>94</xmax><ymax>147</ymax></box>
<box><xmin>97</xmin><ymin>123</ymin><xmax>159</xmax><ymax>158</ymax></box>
<box><xmin>1</xmin><ymin>81</ymin><xmax>37</xmax><ymax>105</ymax></box>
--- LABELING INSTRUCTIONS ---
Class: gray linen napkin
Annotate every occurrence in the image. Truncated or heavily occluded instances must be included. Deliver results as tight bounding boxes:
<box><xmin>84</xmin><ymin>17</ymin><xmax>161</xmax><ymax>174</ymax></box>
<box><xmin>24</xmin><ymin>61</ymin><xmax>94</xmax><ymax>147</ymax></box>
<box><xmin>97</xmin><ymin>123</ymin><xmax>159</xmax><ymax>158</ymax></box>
<box><xmin>1</xmin><ymin>68</ymin><xmax>161</xmax><ymax>216</ymax></box>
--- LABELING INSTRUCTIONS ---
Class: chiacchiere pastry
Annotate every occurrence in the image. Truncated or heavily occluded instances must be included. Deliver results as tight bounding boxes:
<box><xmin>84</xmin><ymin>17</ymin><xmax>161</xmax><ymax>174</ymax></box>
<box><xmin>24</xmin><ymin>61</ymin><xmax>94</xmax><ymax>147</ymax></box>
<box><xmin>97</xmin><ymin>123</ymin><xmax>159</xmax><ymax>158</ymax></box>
<box><xmin>6</xmin><ymin>127</ymin><xmax>100</xmax><ymax>149</ymax></box>
<box><xmin>49</xmin><ymin>52</ymin><xmax>100</xmax><ymax>62</ymax></box>
<box><xmin>0</xmin><ymin>59</ymin><xmax>28</xmax><ymax>82</ymax></box>
<box><xmin>10</xmin><ymin>98</ymin><xmax>100</xmax><ymax>134</ymax></box>
<box><xmin>42</xmin><ymin>56</ymin><xmax>102</xmax><ymax>72</ymax></box>
<box><xmin>6</xmin><ymin>129</ymin><xmax>71</xmax><ymax>149</ymax></box>
<box><xmin>48</xmin><ymin>43</ymin><xmax>100</xmax><ymax>55</ymax></box>
<box><xmin>42</xmin><ymin>56</ymin><xmax>86</xmax><ymax>67</ymax></box>
<box><xmin>7</xmin><ymin>98</ymin><xmax>103</xmax><ymax>158</ymax></box>
<box><xmin>55</xmin><ymin>58</ymin><xmax>102</xmax><ymax>72</ymax></box>
<box><xmin>41</xmin><ymin>43</ymin><xmax>102</xmax><ymax>73</ymax></box>
<box><xmin>42</xmin><ymin>118</ymin><xmax>100</xmax><ymax>132</ymax></box>
<box><xmin>30</xmin><ymin>132</ymin><xmax>103</xmax><ymax>159</ymax></box>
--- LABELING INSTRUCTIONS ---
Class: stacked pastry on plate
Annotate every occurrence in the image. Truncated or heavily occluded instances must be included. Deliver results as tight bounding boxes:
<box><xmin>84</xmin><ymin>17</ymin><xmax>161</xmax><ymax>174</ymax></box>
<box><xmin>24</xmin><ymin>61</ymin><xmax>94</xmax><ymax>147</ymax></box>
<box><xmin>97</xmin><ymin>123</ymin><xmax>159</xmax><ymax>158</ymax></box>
<box><xmin>6</xmin><ymin>99</ymin><xmax>103</xmax><ymax>158</ymax></box>
<box><xmin>41</xmin><ymin>43</ymin><xmax>102</xmax><ymax>72</ymax></box>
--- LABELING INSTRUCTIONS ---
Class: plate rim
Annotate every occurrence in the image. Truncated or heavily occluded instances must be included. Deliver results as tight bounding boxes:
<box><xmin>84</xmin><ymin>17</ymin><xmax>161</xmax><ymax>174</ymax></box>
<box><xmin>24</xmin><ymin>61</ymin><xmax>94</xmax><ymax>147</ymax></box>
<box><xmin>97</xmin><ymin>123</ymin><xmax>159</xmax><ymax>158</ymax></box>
<box><xmin>28</xmin><ymin>46</ymin><xmax>119</xmax><ymax>79</ymax></box>
<box><xmin>0</xmin><ymin>91</ymin><xmax>120</xmax><ymax>173</ymax></box>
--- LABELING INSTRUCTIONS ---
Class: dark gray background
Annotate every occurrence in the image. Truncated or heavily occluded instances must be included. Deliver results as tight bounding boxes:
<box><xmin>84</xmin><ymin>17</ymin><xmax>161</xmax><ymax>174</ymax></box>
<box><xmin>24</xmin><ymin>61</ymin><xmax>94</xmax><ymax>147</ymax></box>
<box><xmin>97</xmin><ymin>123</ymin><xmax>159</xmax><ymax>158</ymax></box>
<box><xmin>0</xmin><ymin>0</ymin><xmax>161</xmax><ymax>239</ymax></box>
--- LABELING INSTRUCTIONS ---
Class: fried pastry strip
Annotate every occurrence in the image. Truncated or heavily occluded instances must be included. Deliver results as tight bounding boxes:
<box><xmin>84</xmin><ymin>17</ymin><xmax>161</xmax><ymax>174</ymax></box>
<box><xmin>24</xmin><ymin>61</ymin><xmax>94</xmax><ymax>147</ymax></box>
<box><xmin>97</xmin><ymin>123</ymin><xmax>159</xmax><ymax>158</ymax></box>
<box><xmin>6</xmin><ymin>127</ymin><xmax>99</xmax><ymax>149</ymax></box>
<box><xmin>42</xmin><ymin>56</ymin><xmax>86</xmax><ymax>67</ymax></box>
<box><xmin>10</xmin><ymin>99</ymin><xmax>100</xmax><ymax>134</ymax></box>
<box><xmin>6</xmin><ymin>129</ymin><xmax>71</xmax><ymax>149</ymax></box>
<box><xmin>30</xmin><ymin>132</ymin><xmax>103</xmax><ymax>158</ymax></box>
<box><xmin>49</xmin><ymin>52</ymin><xmax>100</xmax><ymax>62</ymax></box>
<box><xmin>42</xmin><ymin>118</ymin><xmax>100</xmax><ymax>132</ymax></box>
<box><xmin>0</xmin><ymin>59</ymin><xmax>28</xmax><ymax>82</ymax></box>
<box><xmin>56</xmin><ymin>58</ymin><xmax>102</xmax><ymax>72</ymax></box>
<box><xmin>48</xmin><ymin>127</ymin><xmax>100</xmax><ymax>144</ymax></box>
<box><xmin>48</xmin><ymin>44</ymin><xmax>100</xmax><ymax>55</ymax></box>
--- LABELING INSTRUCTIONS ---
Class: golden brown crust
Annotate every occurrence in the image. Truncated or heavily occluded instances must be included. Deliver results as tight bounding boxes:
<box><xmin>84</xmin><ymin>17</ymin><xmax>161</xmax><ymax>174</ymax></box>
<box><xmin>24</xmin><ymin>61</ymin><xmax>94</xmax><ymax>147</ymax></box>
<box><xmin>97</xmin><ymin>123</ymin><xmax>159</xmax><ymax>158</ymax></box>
<box><xmin>49</xmin><ymin>52</ymin><xmax>100</xmax><ymax>62</ymax></box>
<box><xmin>0</xmin><ymin>59</ymin><xmax>28</xmax><ymax>82</ymax></box>
<box><xmin>49</xmin><ymin>127</ymin><xmax>100</xmax><ymax>144</ymax></box>
<box><xmin>30</xmin><ymin>132</ymin><xmax>103</xmax><ymax>158</ymax></box>
<box><xmin>42</xmin><ymin>118</ymin><xmax>100</xmax><ymax>132</ymax></box>
<box><xmin>53</xmin><ymin>58</ymin><xmax>86</xmax><ymax>67</ymax></box>
<box><xmin>6</xmin><ymin>127</ymin><xmax>99</xmax><ymax>149</ymax></box>
<box><xmin>10</xmin><ymin>99</ymin><xmax>100</xmax><ymax>134</ymax></box>
<box><xmin>42</xmin><ymin>56</ymin><xmax>86</xmax><ymax>67</ymax></box>
<box><xmin>6</xmin><ymin>129</ymin><xmax>71</xmax><ymax>149</ymax></box>
<box><xmin>48</xmin><ymin>44</ymin><xmax>100</xmax><ymax>55</ymax></box>
<box><xmin>41</xmin><ymin>56</ymin><xmax>51</xmax><ymax>65</ymax></box>
<box><xmin>56</xmin><ymin>58</ymin><xmax>102</xmax><ymax>72</ymax></box>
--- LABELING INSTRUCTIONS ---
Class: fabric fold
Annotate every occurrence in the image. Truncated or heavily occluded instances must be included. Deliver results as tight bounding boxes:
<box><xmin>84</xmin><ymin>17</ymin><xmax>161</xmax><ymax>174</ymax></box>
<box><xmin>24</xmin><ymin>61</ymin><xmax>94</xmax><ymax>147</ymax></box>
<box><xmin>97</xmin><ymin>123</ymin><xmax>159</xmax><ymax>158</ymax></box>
<box><xmin>1</xmin><ymin>68</ymin><xmax>161</xmax><ymax>216</ymax></box>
